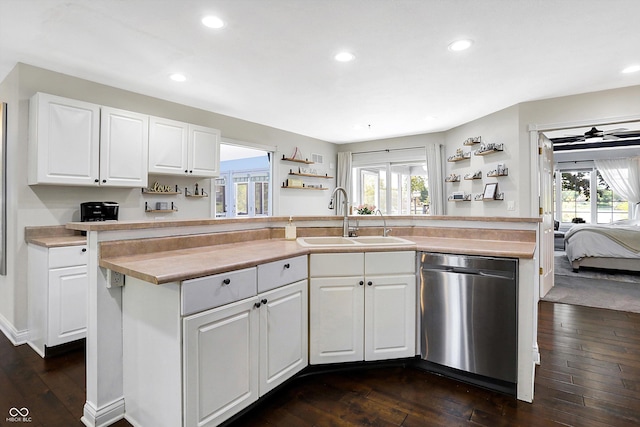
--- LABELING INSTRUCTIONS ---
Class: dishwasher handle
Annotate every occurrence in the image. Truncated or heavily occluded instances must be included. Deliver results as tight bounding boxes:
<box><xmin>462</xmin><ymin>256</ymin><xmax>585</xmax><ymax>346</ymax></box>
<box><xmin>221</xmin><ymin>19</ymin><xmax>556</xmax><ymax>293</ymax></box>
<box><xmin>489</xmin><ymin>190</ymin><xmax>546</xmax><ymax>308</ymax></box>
<box><xmin>421</xmin><ymin>265</ymin><xmax>514</xmax><ymax>280</ymax></box>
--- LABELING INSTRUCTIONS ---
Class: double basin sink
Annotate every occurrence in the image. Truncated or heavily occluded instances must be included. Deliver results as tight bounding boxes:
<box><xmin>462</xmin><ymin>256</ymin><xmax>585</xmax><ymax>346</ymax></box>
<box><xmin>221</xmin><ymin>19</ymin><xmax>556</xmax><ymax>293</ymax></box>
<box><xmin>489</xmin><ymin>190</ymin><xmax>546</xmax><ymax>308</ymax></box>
<box><xmin>296</xmin><ymin>235</ymin><xmax>414</xmax><ymax>247</ymax></box>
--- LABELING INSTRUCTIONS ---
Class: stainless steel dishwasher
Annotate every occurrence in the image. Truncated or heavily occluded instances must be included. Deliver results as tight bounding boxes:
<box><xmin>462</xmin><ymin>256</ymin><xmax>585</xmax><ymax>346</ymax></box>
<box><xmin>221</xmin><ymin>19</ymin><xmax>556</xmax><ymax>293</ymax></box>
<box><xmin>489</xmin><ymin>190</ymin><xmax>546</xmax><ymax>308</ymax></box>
<box><xmin>419</xmin><ymin>252</ymin><xmax>517</xmax><ymax>392</ymax></box>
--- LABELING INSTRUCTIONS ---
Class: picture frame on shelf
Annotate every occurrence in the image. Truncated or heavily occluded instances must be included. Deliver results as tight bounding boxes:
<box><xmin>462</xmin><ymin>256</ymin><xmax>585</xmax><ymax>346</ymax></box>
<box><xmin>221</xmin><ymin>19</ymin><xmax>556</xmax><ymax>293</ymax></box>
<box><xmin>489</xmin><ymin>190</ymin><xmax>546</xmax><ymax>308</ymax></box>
<box><xmin>483</xmin><ymin>183</ymin><xmax>498</xmax><ymax>200</ymax></box>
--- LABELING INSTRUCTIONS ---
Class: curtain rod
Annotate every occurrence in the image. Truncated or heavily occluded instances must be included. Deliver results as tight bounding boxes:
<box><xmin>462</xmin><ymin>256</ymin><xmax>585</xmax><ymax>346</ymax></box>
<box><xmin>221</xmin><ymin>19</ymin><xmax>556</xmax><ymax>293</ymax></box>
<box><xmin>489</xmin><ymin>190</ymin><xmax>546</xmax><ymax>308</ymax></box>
<box><xmin>353</xmin><ymin>146</ymin><xmax>425</xmax><ymax>155</ymax></box>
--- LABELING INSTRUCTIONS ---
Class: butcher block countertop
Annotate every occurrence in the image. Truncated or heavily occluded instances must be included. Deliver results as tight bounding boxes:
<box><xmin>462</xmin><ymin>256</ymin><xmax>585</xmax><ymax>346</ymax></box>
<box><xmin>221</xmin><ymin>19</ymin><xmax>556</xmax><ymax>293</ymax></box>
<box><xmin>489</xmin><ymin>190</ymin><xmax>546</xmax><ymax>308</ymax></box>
<box><xmin>100</xmin><ymin>235</ymin><xmax>536</xmax><ymax>285</ymax></box>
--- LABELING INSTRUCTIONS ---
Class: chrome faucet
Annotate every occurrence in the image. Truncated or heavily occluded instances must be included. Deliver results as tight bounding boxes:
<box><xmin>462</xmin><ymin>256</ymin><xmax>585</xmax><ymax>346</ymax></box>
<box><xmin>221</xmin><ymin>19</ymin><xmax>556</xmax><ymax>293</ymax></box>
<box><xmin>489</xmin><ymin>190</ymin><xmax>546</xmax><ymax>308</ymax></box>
<box><xmin>376</xmin><ymin>209</ymin><xmax>391</xmax><ymax>237</ymax></box>
<box><xmin>329</xmin><ymin>186</ymin><xmax>349</xmax><ymax>237</ymax></box>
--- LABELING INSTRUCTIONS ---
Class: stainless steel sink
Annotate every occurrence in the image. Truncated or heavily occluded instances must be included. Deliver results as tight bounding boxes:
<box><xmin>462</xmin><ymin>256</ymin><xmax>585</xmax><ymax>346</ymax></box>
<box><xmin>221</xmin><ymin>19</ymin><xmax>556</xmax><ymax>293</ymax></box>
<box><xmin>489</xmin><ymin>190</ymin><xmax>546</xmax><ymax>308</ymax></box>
<box><xmin>296</xmin><ymin>235</ymin><xmax>414</xmax><ymax>247</ymax></box>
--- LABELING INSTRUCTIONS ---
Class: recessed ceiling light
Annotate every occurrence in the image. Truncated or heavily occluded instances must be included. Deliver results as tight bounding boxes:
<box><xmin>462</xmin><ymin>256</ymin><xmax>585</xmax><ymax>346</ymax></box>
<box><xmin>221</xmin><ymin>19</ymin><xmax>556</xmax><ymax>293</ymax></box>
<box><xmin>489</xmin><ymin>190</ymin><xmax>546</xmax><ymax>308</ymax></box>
<box><xmin>622</xmin><ymin>64</ymin><xmax>640</xmax><ymax>74</ymax></box>
<box><xmin>335</xmin><ymin>51</ymin><xmax>355</xmax><ymax>62</ymax></box>
<box><xmin>169</xmin><ymin>73</ymin><xmax>187</xmax><ymax>82</ymax></box>
<box><xmin>202</xmin><ymin>15</ymin><xmax>225</xmax><ymax>29</ymax></box>
<box><xmin>448</xmin><ymin>39</ymin><xmax>473</xmax><ymax>52</ymax></box>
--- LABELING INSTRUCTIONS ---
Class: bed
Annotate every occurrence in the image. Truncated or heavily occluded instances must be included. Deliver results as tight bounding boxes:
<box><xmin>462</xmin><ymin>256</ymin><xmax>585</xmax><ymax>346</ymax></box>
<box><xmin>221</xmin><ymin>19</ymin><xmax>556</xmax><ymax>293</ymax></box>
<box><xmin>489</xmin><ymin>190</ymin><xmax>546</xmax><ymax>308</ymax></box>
<box><xmin>564</xmin><ymin>220</ymin><xmax>640</xmax><ymax>272</ymax></box>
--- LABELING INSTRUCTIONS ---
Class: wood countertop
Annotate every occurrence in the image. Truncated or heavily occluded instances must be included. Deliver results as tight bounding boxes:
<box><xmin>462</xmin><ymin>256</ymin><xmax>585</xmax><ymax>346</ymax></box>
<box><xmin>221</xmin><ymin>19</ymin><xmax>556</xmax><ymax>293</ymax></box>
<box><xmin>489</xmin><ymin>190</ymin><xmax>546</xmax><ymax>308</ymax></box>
<box><xmin>100</xmin><ymin>236</ymin><xmax>536</xmax><ymax>285</ymax></box>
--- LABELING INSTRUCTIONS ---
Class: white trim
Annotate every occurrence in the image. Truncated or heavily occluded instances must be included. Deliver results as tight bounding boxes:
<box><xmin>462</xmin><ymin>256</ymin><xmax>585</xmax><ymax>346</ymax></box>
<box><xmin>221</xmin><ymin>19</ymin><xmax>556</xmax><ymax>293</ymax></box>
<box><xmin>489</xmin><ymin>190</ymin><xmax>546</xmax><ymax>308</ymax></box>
<box><xmin>0</xmin><ymin>311</ymin><xmax>28</xmax><ymax>345</ymax></box>
<box><xmin>81</xmin><ymin>398</ymin><xmax>126</xmax><ymax>427</ymax></box>
<box><xmin>220</xmin><ymin>137</ymin><xmax>276</xmax><ymax>153</ymax></box>
<box><xmin>528</xmin><ymin>114</ymin><xmax>640</xmax><ymax>133</ymax></box>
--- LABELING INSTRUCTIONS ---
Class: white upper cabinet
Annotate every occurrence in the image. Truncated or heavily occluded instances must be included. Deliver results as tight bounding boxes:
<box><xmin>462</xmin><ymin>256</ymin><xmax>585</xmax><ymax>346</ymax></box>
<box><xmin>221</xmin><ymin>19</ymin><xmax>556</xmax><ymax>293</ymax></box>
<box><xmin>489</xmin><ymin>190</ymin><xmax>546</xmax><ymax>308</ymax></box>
<box><xmin>29</xmin><ymin>93</ymin><xmax>100</xmax><ymax>186</ymax></box>
<box><xmin>100</xmin><ymin>107</ymin><xmax>149</xmax><ymax>187</ymax></box>
<box><xmin>149</xmin><ymin>117</ymin><xmax>220</xmax><ymax>178</ymax></box>
<box><xmin>148</xmin><ymin>117</ymin><xmax>189</xmax><ymax>175</ymax></box>
<box><xmin>28</xmin><ymin>93</ymin><xmax>149</xmax><ymax>187</ymax></box>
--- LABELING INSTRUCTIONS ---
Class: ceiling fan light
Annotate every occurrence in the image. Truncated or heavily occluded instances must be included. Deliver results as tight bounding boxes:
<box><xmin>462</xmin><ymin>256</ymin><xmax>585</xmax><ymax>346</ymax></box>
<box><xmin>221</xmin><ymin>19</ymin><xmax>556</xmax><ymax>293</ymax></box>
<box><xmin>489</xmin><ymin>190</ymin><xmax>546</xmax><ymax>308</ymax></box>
<box><xmin>622</xmin><ymin>64</ymin><xmax>640</xmax><ymax>74</ymax></box>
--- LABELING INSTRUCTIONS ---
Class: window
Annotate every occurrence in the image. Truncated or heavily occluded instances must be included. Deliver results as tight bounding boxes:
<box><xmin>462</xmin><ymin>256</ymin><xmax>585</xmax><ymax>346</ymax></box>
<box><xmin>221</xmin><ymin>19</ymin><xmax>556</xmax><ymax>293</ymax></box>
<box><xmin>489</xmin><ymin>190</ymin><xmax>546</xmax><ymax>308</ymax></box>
<box><xmin>555</xmin><ymin>167</ymin><xmax>629</xmax><ymax>224</ymax></box>
<box><xmin>596</xmin><ymin>171</ymin><xmax>628</xmax><ymax>223</ymax></box>
<box><xmin>352</xmin><ymin>162</ymin><xmax>429</xmax><ymax>215</ymax></box>
<box><xmin>216</xmin><ymin>142</ymin><xmax>273</xmax><ymax>218</ymax></box>
<box><xmin>560</xmin><ymin>171</ymin><xmax>591</xmax><ymax>223</ymax></box>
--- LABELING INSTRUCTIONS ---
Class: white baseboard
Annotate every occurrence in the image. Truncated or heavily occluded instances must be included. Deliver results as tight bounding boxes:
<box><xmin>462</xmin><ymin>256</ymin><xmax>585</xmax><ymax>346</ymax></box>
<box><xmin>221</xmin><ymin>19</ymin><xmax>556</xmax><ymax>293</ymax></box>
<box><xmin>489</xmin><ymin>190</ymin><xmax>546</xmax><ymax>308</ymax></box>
<box><xmin>81</xmin><ymin>399</ymin><xmax>125</xmax><ymax>427</ymax></box>
<box><xmin>0</xmin><ymin>312</ymin><xmax>28</xmax><ymax>345</ymax></box>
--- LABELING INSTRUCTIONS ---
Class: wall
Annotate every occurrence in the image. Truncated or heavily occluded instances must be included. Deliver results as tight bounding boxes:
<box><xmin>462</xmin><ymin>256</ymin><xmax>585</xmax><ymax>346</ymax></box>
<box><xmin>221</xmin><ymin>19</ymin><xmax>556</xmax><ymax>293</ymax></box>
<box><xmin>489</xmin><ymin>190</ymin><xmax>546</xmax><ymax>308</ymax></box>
<box><xmin>0</xmin><ymin>63</ymin><xmax>337</xmax><ymax>336</ymax></box>
<box><xmin>444</xmin><ymin>106</ymin><xmax>523</xmax><ymax>216</ymax></box>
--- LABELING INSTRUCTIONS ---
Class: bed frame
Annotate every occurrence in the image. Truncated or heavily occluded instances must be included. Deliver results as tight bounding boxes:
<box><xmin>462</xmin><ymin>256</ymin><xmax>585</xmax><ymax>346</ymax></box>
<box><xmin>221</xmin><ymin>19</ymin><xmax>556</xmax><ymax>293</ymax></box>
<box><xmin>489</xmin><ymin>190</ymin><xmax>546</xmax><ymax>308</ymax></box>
<box><xmin>571</xmin><ymin>257</ymin><xmax>640</xmax><ymax>273</ymax></box>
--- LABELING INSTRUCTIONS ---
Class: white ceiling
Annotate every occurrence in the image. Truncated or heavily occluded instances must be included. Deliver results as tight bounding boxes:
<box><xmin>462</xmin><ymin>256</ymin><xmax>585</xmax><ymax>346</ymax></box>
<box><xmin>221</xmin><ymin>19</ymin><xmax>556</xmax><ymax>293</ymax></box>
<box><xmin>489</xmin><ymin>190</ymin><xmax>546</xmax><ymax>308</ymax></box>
<box><xmin>1</xmin><ymin>0</ymin><xmax>640</xmax><ymax>144</ymax></box>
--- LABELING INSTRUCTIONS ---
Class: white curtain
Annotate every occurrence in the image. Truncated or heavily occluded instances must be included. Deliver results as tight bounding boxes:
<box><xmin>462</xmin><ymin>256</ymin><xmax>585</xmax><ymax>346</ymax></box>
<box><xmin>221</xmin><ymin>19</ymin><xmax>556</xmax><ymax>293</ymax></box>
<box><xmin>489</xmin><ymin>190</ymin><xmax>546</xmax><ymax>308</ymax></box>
<box><xmin>336</xmin><ymin>152</ymin><xmax>352</xmax><ymax>215</ymax></box>
<box><xmin>595</xmin><ymin>157</ymin><xmax>640</xmax><ymax>220</ymax></box>
<box><xmin>426</xmin><ymin>143</ymin><xmax>445</xmax><ymax>215</ymax></box>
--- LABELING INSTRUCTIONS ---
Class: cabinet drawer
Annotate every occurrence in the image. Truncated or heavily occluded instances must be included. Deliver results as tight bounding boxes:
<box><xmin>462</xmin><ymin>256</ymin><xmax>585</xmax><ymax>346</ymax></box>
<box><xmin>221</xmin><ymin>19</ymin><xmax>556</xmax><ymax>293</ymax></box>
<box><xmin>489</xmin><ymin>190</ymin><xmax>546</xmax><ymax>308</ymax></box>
<box><xmin>365</xmin><ymin>251</ymin><xmax>415</xmax><ymax>275</ymax></box>
<box><xmin>310</xmin><ymin>253</ymin><xmax>364</xmax><ymax>277</ymax></box>
<box><xmin>257</xmin><ymin>255</ymin><xmax>307</xmax><ymax>293</ymax></box>
<box><xmin>182</xmin><ymin>267</ymin><xmax>257</xmax><ymax>316</ymax></box>
<box><xmin>49</xmin><ymin>245</ymin><xmax>88</xmax><ymax>269</ymax></box>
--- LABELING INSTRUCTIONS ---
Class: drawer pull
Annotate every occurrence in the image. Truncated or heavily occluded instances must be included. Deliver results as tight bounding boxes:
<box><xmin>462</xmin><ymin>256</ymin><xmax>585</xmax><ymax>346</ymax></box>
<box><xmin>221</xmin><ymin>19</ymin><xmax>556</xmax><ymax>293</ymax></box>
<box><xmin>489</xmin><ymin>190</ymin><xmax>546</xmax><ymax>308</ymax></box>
<box><xmin>359</xmin><ymin>280</ymin><xmax>364</xmax><ymax>286</ymax></box>
<box><xmin>283</xmin><ymin>263</ymin><xmax>290</xmax><ymax>269</ymax></box>
<box><xmin>367</xmin><ymin>281</ymin><xmax>373</xmax><ymax>286</ymax></box>
<box><xmin>222</xmin><ymin>278</ymin><xmax>231</xmax><ymax>285</ymax></box>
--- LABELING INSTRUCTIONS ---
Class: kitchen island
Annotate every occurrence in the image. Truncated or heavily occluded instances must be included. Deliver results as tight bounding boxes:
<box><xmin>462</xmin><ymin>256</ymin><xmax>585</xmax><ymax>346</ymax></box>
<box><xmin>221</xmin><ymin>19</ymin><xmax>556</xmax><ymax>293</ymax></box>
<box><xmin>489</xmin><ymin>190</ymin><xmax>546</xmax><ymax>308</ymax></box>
<box><xmin>66</xmin><ymin>216</ymin><xmax>539</xmax><ymax>427</ymax></box>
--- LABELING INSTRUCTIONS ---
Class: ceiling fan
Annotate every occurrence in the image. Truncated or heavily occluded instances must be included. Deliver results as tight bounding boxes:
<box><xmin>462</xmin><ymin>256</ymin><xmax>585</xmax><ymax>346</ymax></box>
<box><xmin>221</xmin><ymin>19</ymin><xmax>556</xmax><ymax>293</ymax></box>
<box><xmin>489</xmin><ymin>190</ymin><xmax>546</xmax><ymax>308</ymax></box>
<box><xmin>552</xmin><ymin>126</ymin><xmax>630</xmax><ymax>144</ymax></box>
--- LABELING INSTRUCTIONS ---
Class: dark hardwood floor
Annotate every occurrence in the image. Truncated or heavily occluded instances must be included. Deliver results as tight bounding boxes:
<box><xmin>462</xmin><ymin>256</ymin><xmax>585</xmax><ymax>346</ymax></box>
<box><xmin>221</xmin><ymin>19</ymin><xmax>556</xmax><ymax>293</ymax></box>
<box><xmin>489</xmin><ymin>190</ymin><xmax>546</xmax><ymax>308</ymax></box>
<box><xmin>2</xmin><ymin>301</ymin><xmax>639</xmax><ymax>426</ymax></box>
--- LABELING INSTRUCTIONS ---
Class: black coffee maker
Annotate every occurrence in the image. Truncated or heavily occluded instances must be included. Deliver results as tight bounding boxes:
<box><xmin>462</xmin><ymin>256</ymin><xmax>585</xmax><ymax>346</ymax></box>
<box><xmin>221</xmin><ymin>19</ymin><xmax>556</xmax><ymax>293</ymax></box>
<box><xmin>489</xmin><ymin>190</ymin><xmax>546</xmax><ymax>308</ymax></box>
<box><xmin>80</xmin><ymin>202</ymin><xmax>119</xmax><ymax>222</ymax></box>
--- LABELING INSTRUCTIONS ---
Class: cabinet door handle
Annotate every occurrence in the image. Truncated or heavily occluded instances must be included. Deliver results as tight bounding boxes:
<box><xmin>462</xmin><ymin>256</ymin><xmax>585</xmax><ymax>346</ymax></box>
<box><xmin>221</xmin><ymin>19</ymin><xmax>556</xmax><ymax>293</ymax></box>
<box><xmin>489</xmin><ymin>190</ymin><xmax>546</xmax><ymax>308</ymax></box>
<box><xmin>254</xmin><ymin>301</ymin><xmax>261</xmax><ymax>308</ymax></box>
<box><xmin>367</xmin><ymin>281</ymin><xmax>373</xmax><ymax>286</ymax></box>
<box><xmin>81</xmin><ymin>248</ymin><xmax>87</xmax><ymax>253</ymax></box>
<box><xmin>222</xmin><ymin>278</ymin><xmax>231</xmax><ymax>285</ymax></box>
<box><xmin>94</xmin><ymin>179</ymin><xmax>99</xmax><ymax>183</ymax></box>
<box><xmin>359</xmin><ymin>280</ymin><xmax>364</xmax><ymax>286</ymax></box>
<box><xmin>102</xmin><ymin>179</ymin><xmax>107</xmax><ymax>183</ymax></box>
<box><xmin>184</xmin><ymin>170</ymin><xmax>188</xmax><ymax>173</ymax></box>
<box><xmin>261</xmin><ymin>298</ymin><xmax>268</xmax><ymax>305</ymax></box>
<box><xmin>283</xmin><ymin>263</ymin><xmax>290</xmax><ymax>269</ymax></box>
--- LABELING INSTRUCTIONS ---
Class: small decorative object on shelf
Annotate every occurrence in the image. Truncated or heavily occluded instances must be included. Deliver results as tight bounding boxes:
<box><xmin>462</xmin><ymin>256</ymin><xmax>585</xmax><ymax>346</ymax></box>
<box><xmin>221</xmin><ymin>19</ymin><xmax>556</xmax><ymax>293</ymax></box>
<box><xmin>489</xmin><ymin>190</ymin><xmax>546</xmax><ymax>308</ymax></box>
<box><xmin>474</xmin><ymin>143</ymin><xmax>504</xmax><ymax>156</ymax></box>
<box><xmin>487</xmin><ymin>165</ymin><xmax>509</xmax><ymax>177</ymax></box>
<box><xmin>447</xmin><ymin>148</ymin><xmax>471</xmax><ymax>162</ymax></box>
<box><xmin>463</xmin><ymin>136</ymin><xmax>482</xmax><ymax>146</ymax></box>
<box><xmin>445</xmin><ymin>173</ymin><xmax>460</xmax><ymax>182</ymax></box>
<box><xmin>184</xmin><ymin>184</ymin><xmax>209</xmax><ymax>197</ymax></box>
<box><xmin>483</xmin><ymin>183</ymin><xmax>498</xmax><ymax>200</ymax></box>
<box><xmin>145</xmin><ymin>201</ymin><xmax>178</xmax><ymax>212</ymax></box>
<box><xmin>474</xmin><ymin>193</ymin><xmax>484</xmax><ymax>201</ymax></box>
<box><xmin>142</xmin><ymin>182</ymin><xmax>181</xmax><ymax>195</ymax></box>
<box><xmin>448</xmin><ymin>192</ymin><xmax>470</xmax><ymax>201</ymax></box>
<box><xmin>355</xmin><ymin>204</ymin><xmax>376</xmax><ymax>214</ymax></box>
<box><xmin>464</xmin><ymin>170</ymin><xmax>482</xmax><ymax>180</ymax></box>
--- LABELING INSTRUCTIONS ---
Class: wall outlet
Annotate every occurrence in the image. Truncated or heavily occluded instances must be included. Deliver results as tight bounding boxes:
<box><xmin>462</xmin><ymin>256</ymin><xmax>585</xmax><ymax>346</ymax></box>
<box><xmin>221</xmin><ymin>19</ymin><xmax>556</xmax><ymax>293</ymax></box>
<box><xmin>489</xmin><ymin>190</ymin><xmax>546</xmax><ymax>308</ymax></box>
<box><xmin>507</xmin><ymin>201</ymin><xmax>515</xmax><ymax>211</ymax></box>
<box><xmin>107</xmin><ymin>270</ymin><xmax>125</xmax><ymax>288</ymax></box>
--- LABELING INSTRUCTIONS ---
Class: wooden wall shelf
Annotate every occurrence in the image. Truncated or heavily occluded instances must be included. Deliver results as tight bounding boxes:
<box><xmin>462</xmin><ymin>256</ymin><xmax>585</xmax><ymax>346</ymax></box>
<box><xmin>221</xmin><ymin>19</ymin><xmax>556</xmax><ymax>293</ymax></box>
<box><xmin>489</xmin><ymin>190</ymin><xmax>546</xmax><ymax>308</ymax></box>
<box><xmin>281</xmin><ymin>156</ymin><xmax>314</xmax><ymax>164</ymax></box>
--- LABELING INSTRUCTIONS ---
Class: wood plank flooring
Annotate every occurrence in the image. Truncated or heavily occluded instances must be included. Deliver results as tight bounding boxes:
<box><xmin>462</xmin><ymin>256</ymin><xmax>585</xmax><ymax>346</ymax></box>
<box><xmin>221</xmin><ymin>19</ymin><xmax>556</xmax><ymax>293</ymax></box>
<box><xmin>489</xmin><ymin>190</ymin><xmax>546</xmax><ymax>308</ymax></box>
<box><xmin>1</xmin><ymin>301</ymin><xmax>639</xmax><ymax>426</ymax></box>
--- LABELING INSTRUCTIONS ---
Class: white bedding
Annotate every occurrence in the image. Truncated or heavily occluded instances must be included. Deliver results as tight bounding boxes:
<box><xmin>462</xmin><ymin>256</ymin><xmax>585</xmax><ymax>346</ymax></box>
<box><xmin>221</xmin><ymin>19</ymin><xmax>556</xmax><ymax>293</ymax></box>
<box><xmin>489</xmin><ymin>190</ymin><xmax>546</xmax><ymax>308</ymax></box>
<box><xmin>564</xmin><ymin>221</ymin><xmax>640</xmax><ymax>263</ymax></box>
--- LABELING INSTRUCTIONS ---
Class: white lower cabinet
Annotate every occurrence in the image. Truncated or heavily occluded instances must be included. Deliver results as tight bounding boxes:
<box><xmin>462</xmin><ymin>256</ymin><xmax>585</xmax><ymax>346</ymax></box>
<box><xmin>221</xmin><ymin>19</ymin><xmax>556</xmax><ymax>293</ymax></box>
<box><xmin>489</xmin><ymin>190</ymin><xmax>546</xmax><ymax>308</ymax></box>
<box><xmin>183</xmin><ymin>279</ymin><xmax>308</xmax><ymax>427</ymax></box>
<box><xmin>27</xmin><ymin>244</ymin><xmax>88</xmax><ymax>357</ymax></box>
<box><xmin>123</xmin><ymin>256</ymin><xmax>308</xmax><ymax>427</ymax></box>
<box><xmin>309</xmin><ymin>251</ymin><xmax>416</xmax><ymax>365</ymax></box>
